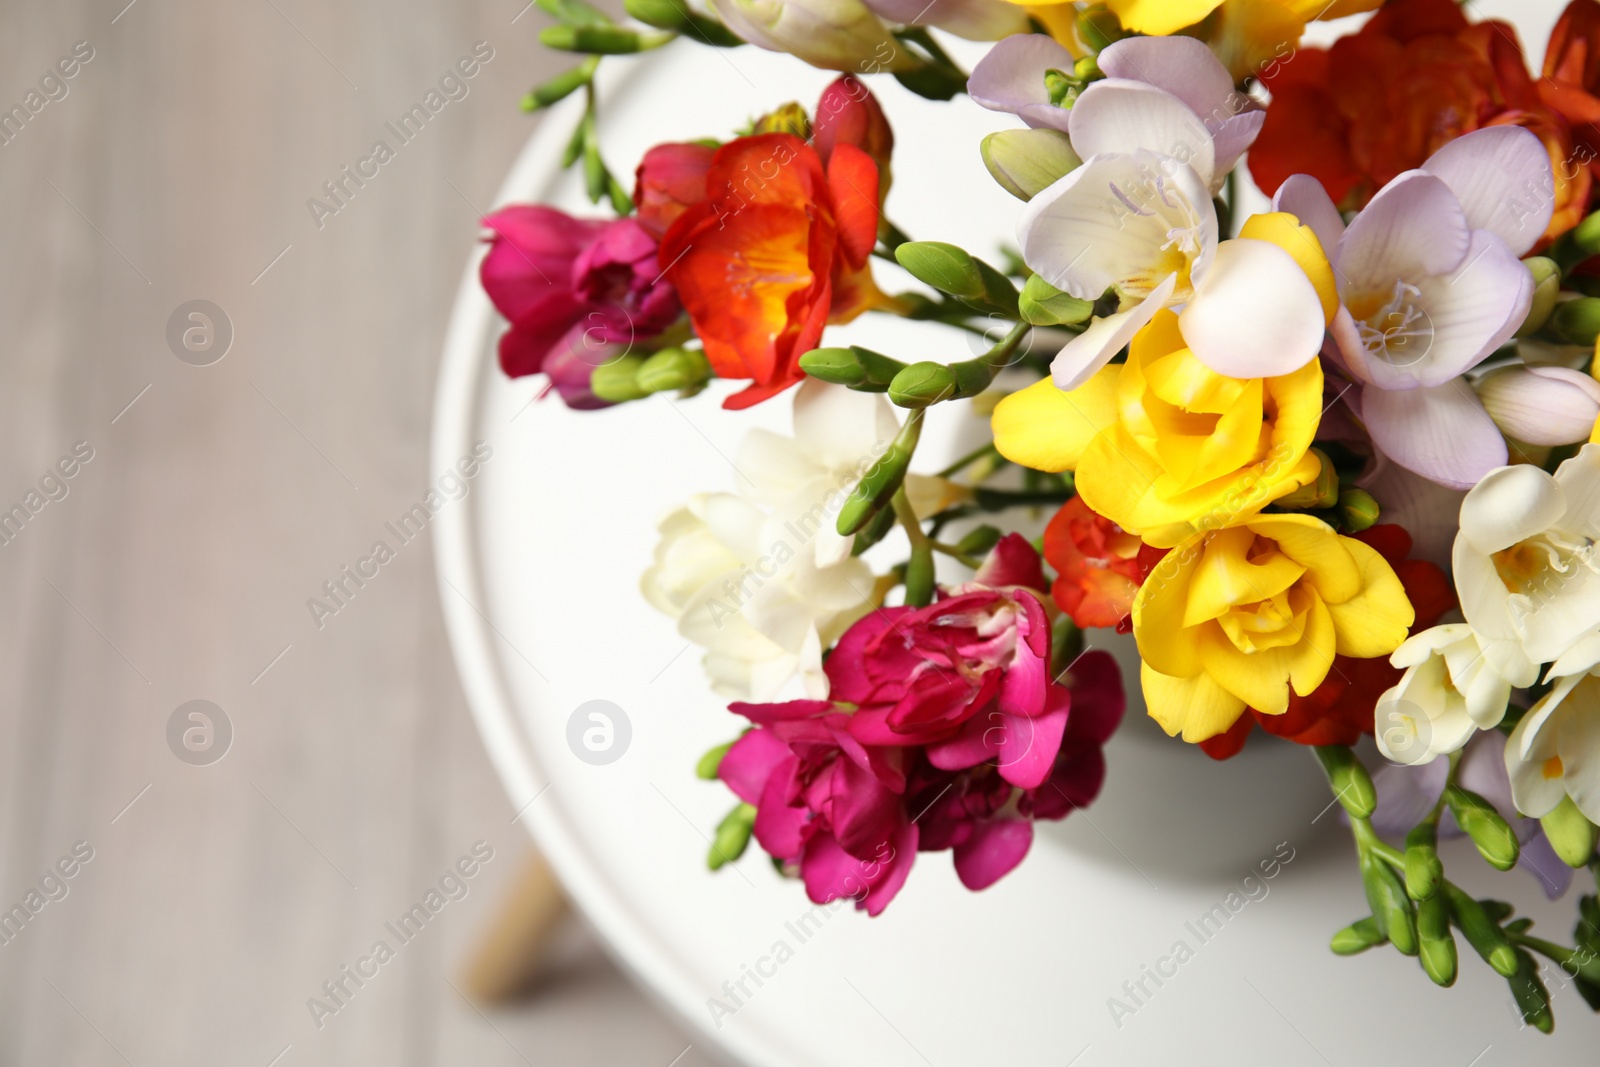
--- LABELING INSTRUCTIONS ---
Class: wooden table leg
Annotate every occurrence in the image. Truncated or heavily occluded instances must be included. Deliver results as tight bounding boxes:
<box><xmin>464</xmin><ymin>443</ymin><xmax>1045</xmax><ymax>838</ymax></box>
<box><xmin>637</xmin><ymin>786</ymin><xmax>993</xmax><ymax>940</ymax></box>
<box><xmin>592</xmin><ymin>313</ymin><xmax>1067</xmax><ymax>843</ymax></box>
<box><xmin>461</xmin><ymin>851</ymin><xmax>570</xmax><ymax>1003</ymax></box>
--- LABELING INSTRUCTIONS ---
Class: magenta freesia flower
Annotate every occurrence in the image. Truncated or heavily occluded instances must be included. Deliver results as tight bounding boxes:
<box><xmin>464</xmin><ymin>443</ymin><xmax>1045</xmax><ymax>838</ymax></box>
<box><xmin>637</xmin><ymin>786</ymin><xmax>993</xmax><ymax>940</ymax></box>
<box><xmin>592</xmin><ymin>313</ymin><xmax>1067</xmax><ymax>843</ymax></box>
<box><xmin>715</xmin><ymin>535</ymin><xmax>1126</xmax><ymax>912</ymax></box>
<box><xmin>1274</xmin><ymin>126</ymin><xmax>1554</xmax><ymax>488</ymax></box>
<box><xmin>480</xmin><ymin>207</ymin><xmax>680</xmax><ymax>409</ymax></box>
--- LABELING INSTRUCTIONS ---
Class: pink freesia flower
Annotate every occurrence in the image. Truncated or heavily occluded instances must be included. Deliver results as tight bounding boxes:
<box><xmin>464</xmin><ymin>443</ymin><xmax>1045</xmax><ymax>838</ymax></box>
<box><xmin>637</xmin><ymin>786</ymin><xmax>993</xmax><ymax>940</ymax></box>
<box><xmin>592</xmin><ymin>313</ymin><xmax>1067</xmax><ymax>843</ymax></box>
<box><xmin>480</xmin><ymin>207</ymin><xmax>680</xmax><ymax>409</ymax></box>
<box><xmin>715</xmin><ymin>535</ymin><xmax>1127</xmax><ymax>911</ymax></box>
<box><xmin>1275</xmin><ymin>126</ymin><xmax>1554</xmax><ymax>488</ymax></box>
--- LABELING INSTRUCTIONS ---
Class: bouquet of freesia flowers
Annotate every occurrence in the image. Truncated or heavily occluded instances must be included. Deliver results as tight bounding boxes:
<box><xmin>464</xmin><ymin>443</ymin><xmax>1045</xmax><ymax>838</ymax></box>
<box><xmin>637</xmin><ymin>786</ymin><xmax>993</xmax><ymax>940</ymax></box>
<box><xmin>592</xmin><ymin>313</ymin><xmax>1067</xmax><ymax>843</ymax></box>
<box><xmin>482</xmin><ymin>0</ymin><xmax>1600</xmax><ymax>1030</ymax></box>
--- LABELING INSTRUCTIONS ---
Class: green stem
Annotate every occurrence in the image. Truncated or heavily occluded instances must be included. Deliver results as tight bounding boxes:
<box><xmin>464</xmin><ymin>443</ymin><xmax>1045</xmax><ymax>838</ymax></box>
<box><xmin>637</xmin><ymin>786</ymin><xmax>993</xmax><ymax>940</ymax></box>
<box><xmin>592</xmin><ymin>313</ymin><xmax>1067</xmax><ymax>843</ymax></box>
<box><xmin>930</xmin><ymin>541</ymin><xmax>983</xmax><ymax>569</ymax></box>
<box><xmin>936</xmin><ymin>442</ymin><xmax>999</xmax><ymax>479</ymax></box>
<box><xmin>1509</xmin><ymin>930</ymin><xmax>1600</xmax><ymax>983</ymax></box>
<box><xmin>969</xmin><ymin>486</ymin><xmax>1073</xmax><ymax>510</ymax></box>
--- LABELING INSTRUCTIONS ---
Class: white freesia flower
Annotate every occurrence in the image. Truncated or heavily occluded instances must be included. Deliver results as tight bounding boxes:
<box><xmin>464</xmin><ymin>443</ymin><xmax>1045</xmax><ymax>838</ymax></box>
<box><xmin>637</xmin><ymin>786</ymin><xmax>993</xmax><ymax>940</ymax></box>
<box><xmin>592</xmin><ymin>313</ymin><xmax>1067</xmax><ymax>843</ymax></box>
<box><xmin>642</xmin><ymin>381</ymin><xmax>953</xmax><ymax>701</ymax></box>
<box><xmin>1376</xmin><ymin>624</ymin><xmax>1512</xmax><ymax>766</ymax></box>
<box><xmin>641</xmin><ymin>491</ymin><xmax>874</xmax><ymax>701</ymax></box>
<box><xmin>1505</xmin><ymin>632</ymin><xmax>1600</xmax><ymax>822</ymax></box>
<box><xmin>1453</xmin><ymin>444</ymin><xmax>1600</xmax><ymax>685</ymax></box>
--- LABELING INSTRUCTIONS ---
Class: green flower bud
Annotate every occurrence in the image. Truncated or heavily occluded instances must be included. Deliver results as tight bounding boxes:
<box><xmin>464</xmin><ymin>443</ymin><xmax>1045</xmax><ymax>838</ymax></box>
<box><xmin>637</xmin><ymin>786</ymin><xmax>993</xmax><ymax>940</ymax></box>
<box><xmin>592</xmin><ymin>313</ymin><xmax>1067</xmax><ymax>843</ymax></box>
<box><xmin>981</xmin><ymin>129</ymin><xmax>1083</xmax><ymax>203</ymax></box>
<box><xmin>624</xmin><ymin>0</ymin><xmax>689</xmax><ymax>28</ymax></box>
<box><xmin>1337</xmin><ymin>488</ymin><xmax>1381</xmax><ymax>533</ymax></box>
<box><xmin>1572</xmin><ymin>209</ymin><xmax>1600</xmax><ymax>256</ymax></box>
<box><xmin>889</xmin><ymin>362</ymin><xmax>958</xmax><ymax>408</ymax></box>
<box><xmin>955</xmin><ymin>525</ymin><xmax>1003</xmax><ymax>557</ymax></box>
<box><xmin>1363</xmin><ymin>854</ymin><xmax>1417</xmax><ymax>956</ymax></box>
<box><xmin>540</xmin><ymin>24</ymin><xmax>674</xmax><ymax>53</ymax></box>
<box><xmin>1330</xmin><ymin>916</ymin><xmax>1385</xmax><ymax>955</ymax></box>
<box><xmin>836</xmin><ymin>410</ymin><xmax>922</xmax><ymax>536</ymax></box>
<box><xmin>1404</xmin><ymin>823</ymin><xmax>1444</xmax><ymax>901</ymax></box>
<box><xmin>1541</xmin><ymin>795</ymin><xmax>1598</xmax><ymax>868</ymax></box>
<box><xmin>1446</xmin><ymin>786</ymin><xmax>1520</xmax><ymax>871</ymax></box>
<box><xmin>696</xmin><ymin>738</ymin><xmax>736</xmax><ymax>780</ymax></box>
<box><xmin>1546</xmin><ymin>296</ymin><xmax>1600</xmax><ymax>346</ymax></box>
<box><xmin>522</xmin><ymin>59</ymin><xmax>598</xmax><ymax>111</ymax></box>
<box><xmin>1444</xmin><ymin>883</ymin><xmax>1520</xmax><ymax>977</ymax></box>
<box><xmin>636</xmin><ymin>347</ymin><xmax>712</xmax><ymax>395</ymax></box>
<box><xmin>799</xmin><ymin>346</ymin><xmax>904</xmax><ymax>391</ymax></box>
<box><xmin>1417</xmin><ymin>894</ymin><xmax>1457</xmax><ymax>987</ymax></box>
<box><xmin>1314</xmin><ymin>745</ymin><xmax>1377</xmax><ymax>819</ymax></box>
<box><xmin>800</xmin><ymin>347</ymin><xmax>867</xmax><ymax>387</ymax></box>
<box><xmin>1517</xmin><ymin>256</ymin><xmax>1562</xmax><ymax>338</ymax></box>
<box><xmin>851</xmin><ymin>503</ymin><xmax>898</xmax><ymax>556</ymax></box>
<box><xmin>707</xmin><ymin>803</ymin><xmax>756</xmax><ymax>870</ymax></box>
<box><xmin>1076</xmin><ymin>4</ymin><xmax>1125</xmax><ymax>50</ymax></box>
<box><xmin>1073</xmin><ymin>55</ymin><xmax>1101</xmax><ymax>81</ymax></box>
<box><xmin>590</xmin><ymin>355</ymin><xmax>649</xmax><ymax>402</ymax></box>
<box><xmin>541</xmin><ymin>0</ymin><xmax>612</xmax><ymax>25</ymax></box>
<box><xmin>1508</xmin><ymin>950</ymin><xmax>1555</xmax><ymax>1034</ymax></box>
<box><xmin>1019</xmin><ymin>273</ymin><xmax>1094</xmax><ymax>326</ymax></box>
<box><xmin>895</xmin><ymin>241</ymin><xmax>985</xmax><ymax>301</ymax></box>
<box><xmin>1276</xmin><ymin>448</ymin><xmax>1338</xmax><ymax>510</ymax></box>
<box><xmin>974</xmin><ymin>260</ymin><xmax>1021</xmax><ymax>316</ymax></box>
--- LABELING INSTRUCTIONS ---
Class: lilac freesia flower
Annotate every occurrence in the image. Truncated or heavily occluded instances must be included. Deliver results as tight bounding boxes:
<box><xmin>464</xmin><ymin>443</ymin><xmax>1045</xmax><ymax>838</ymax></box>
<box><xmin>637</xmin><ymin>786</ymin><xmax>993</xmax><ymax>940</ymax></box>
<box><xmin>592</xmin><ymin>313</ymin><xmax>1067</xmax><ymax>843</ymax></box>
<box><xmin>969</xmin><ymin>34</ymin><xmax>1262</xmax><ymax>187</ymax></box>
<box><xmin>1275</xmin><ymin>126</ymin><xmax>1555</xmax><ymax>489</ymax></box>
<box><xmin>971</xmin><ymin>35</ymin><xmax>1323</xmax><ymax>390</ymax></box>
<box><xmin>1369</xmin><ymin>730</ymin><xmax>1572</xmax><ymax>900</ymax></box>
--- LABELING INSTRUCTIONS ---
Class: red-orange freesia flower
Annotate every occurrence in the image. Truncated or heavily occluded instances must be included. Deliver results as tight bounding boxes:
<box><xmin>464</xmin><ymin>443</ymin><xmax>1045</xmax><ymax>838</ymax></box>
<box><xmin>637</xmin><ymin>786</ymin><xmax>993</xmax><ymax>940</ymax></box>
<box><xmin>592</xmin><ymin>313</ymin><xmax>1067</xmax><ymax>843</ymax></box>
<box><xmin>1197</xmin><ymin>525</ymin><xmax>1455</xmax><ymax>760</ymax></box>
<box><xmin>1251</xmin><ymin>0</ymin><xmax>1590</xmax><ymax>244</ymax></box>
<box><xmin>1043</xmin><ymin>497</ymin><xmax>1163</xmax><ymax>630</ymax></box>
<box><xmin>658</xmin><ymin>129</ymin><xmax>884</xmax><ymax>410</ymax></box>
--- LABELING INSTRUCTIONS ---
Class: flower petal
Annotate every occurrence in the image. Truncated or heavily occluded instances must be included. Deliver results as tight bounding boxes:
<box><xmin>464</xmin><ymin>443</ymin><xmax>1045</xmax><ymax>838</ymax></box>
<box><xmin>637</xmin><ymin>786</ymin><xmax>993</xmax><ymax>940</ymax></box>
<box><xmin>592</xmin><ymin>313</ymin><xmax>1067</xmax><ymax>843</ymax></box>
<box><xmin>1019</xmin><ymin>153</ymin><xmax>1215</xmax><ymax>302</ymax></box>
<box><xmin>1271</xmin><ymin>173</ymin><xmax>1346</xmax><ymax>255</ymax></box>
<box><xmin>1179</xmin><ymin>238</ymin><xmax>1325</xmax><ymax>378</ymax></box>
<box><xmin>1141</xmin><ymin>660</ymin><xmax>1246</xmax><ymax>742</ymax></box>
<box><xmin>991</xmin><ymin>367</ymin><xmax>1120</xmax><ymax>473</ymax></box>
<box><xmin>1422</xmin><ymin>126</ymin><xmax>1554</xmax><ymax>257</ymax></box>
<box><xmin>952</xmin><ymin>818</ymin><xmax>1033</xmax><ymax>890</ymax></box>
<box><xmin>1359</xmin><ymin>382</ymin><xmax>1510</xmax><ymax>490</ymax></box>
<box><xmin>1212</xmin><ymin>111</ymin><xmax>1265</xmax><ymax>179</ymax></box>
<box><xmin>1068</xmin><ymin>80</ymin><xmax>1216</xmax><ymax>190</ymax></box>
<box><xmin>1553</xmin><ymin>443</ymin><xmax>1600</xmax><ymax>541</ymax></box>
<box><xmin>1096</xmin><ymin>34</ymin><xmax>1233</xmax><ymax>121</ymax></box>
<box><xmin>995</xmin><ymin>705</ymin><xmax>1069</xmax><ymax>789</ymax></box>
<box><xmin>968</xmin><ymin>34</ymin><xmax>1074</xmax><ymax>122</ymax></box>
<box><xmin>1458</xmin><ymin>461</ymin><xmax>1563</xmax><ymax>555</ymax></box>
<box><xmin>1478</xmin><ymin>365</ymin><xmax>1600</xmax><ymax>446</ymax></box>
<box><xmin>1336</xmin><ymin>171</ymin><xmax>1471</xmax><ymax>288</ymax></box>
<box><xmin>718</xmin><ymin>728</ymin><xmax>793</xmax><ymax>806</ymax></box>
<box><xmin>1051</xmin><ymin>274</ymin><xmax>1174</xmax><ymax>390</ymax></box>
<box><xmin>1324</xmin><ymin>535</ymin><xmax>1415</xmax><ymax>659</ymax></box>
<box><xmin>1558</xmin><ymin>693</ymin><xmax>1600</xmax><ymax>823</ymax></box>
<box><xmin>1399</xmin><ymin>229</ymin><xmax>1532</xmax><ymax>387</ymax></box>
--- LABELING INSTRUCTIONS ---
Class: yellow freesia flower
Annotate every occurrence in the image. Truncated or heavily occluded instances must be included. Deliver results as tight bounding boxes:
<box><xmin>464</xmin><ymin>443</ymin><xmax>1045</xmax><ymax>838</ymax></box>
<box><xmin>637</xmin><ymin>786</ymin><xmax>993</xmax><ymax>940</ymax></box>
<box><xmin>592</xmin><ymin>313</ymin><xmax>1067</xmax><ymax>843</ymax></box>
<box><xmin>1012</xmin><ymin>0</ymin><xmax>1382</xmax><ymax>81</ymax></box>
<box><xmin>992</xmin><ymin>211</ymin><xmax>1335</xmax><ymax>546</ymax></box>
<box><xmin>1134</xmin><ymin>513</ymin><xmax>1413</xmax><ymax>741</ymax></box>
<box><xmin>992</xmin><ymin>309</ymin><xmax>1324</xmax><ymax>547</ymax></box>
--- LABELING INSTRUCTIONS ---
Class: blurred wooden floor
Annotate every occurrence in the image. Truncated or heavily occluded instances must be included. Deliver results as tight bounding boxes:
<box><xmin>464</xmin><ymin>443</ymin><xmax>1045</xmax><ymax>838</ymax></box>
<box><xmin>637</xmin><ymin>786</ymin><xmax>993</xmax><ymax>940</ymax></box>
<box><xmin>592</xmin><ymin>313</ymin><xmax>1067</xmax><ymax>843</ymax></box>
<box><xmin>0</xmin><ymin>2</ymin><xmax>713</xmax><ymax>1063</ymax></box>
